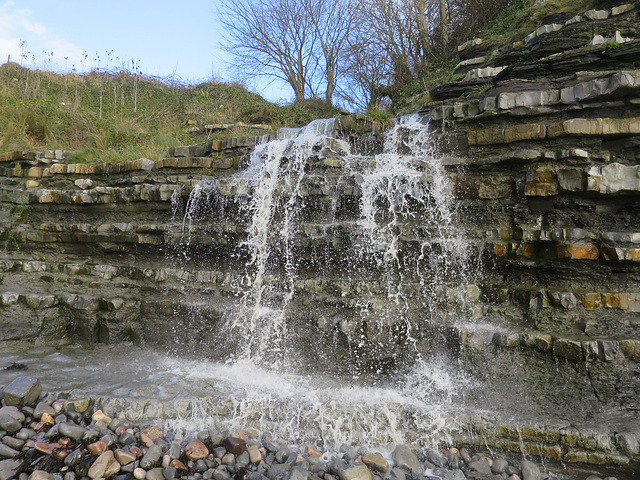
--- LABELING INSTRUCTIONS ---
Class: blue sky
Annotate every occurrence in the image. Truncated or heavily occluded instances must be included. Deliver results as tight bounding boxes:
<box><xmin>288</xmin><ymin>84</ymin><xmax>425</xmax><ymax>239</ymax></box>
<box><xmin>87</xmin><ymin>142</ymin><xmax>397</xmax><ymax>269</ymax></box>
<box><xmin>0</xmin><ymin>0</ymin><xmax>290</xmax><ymax>102</ymax></box>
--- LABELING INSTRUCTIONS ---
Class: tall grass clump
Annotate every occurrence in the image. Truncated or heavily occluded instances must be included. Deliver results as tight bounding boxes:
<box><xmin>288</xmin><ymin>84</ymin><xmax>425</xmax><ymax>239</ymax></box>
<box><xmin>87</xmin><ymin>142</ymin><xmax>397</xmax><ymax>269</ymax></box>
<box><xmin>0</xmin><ymin>62</ymin><xmax>341</xmax><ymax>163</ymax></box>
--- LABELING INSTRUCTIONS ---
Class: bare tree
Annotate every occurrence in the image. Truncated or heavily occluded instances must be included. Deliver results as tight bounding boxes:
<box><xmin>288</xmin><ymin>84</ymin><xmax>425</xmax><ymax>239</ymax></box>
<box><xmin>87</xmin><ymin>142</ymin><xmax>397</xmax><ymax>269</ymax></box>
<box><xmin>219</xmin><ymin>0</ymin><xmax>318</xmax><ymax>103</ymax></box>
<box><xmin>219</xmin><ymin>0</ymin><xmax>357</xmax><ymax>105</ymax></box>
<box><xmin>303</xmin><ymin>0</ymin><xmax>359</xmax><ymax>104</ymax></box>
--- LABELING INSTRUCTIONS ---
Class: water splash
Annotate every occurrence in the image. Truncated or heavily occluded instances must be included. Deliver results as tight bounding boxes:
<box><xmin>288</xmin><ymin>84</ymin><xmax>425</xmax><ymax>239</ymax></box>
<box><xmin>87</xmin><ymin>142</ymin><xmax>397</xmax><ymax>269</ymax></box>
<box><xmin>223</xmin><ymin>119</ymin><xmax>351</xmax><ymax>367</ymax></box>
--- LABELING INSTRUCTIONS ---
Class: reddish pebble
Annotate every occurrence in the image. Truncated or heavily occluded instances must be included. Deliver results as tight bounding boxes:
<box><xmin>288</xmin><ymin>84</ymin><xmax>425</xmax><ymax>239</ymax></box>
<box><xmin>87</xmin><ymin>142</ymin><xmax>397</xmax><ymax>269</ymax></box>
<box><xmin>34</xmin><ymin>442</ymin><xmax>59</xmax><ymax>455</ymax></box>
<box><xmin>185</xmin><ymin>440</ymin><xmax>209</xmax><ymax>461</ymax></box>
<box><xmin>88</xmin><ymin>440</ymin><xmax>108</xmax><ymax>455</ymax></box>
<box><xmin>58</xmin><ymin>438</ymin><xmax>71</xmax><ymax>447</ymax></box>
<box><xmin>223</xmin><ymin>436</ymin><xmax>246</xmax><ymax>455</ymax></box>
<box><xmin>115</xmin><ymin>425</ymin><xmax>127</xmax><ymax>436</ymax></box>
<box><xmin>140</xmin><ymin>426</ymin><xmax>163</xmax><ymax>447</ymax></box>
<box><xmin>33</xmin><ymin>422</ymin><xmax>48</xmax><ymax>432</ymax></box>
<box><xmin>170</xmin><ymin>459</ymin><xmax>188</xmax><ymax>470</ymax></box>
<box><xmin>52</xmin><ymin>399</ymin><xmax>66</xmax><ymax>412</ymax></box>
<box><xmin>129</xmin><ymin>446</ymin><xmax>143</xmax><ymax>458</ymax></box>
<box><xmin>54</xmin><ymin>449</ymin><xmax>68</xmax><ymax>460</ymax></box>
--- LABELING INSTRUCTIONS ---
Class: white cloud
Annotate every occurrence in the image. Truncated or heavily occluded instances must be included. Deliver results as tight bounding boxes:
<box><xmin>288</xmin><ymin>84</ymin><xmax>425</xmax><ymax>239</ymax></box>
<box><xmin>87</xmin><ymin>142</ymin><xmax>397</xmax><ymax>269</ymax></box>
<box><xmin>0</xmin><ymin>1</ymin><xmax>84</xmax><ymax>70</ymax></box>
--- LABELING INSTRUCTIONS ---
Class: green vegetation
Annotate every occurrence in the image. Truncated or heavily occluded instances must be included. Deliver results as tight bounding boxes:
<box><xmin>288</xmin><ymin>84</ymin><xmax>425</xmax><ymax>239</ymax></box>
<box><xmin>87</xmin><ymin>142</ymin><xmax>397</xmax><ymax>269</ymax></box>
<box><xmin>0</xmin><ymin>62</ymin><xmax>341</xmax><ymax>163</ymax></box>
<box><xmin>603</xmin><ymin>40</ymin><xmax>621</xmax><ymax>49</ymax></box>
<box><xmin>482</xmin><ymin>0</ymin><xmax>594</xmax><ymax>44</ymax></box>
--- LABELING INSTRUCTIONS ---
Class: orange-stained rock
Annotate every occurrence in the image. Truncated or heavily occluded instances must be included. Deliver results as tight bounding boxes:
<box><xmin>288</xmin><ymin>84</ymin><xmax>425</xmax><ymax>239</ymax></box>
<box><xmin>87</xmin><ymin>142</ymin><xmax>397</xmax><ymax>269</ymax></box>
<box><xmin>583</xmin><ymin>293</ymin><xmax>602</xmax><ymax>310</ymax></box>
<box><xmin>185</xmin><ymin>440</ymin><xmax>209</xmax><ymax>461</ymax></box>
<box><xmin>494</xmin><ymin>244</ymin><xmax>509</xmax><ymax>257</ymax></box>
<box><xmin>626</xmin><ymin>249</ymin><xmax>640</xmax><ymax>261</ymax></box>
<box><xmin>523</xmin><ymin>243</ymin><xmax>537</xmax><ymax>258</ymax></box>
<box><xmin>571</xmin><ymin>244</ymin><xmax>599</xmax><ymax>260</ymax></box>
<box><xmin>620</xmin><ymin>340</ymin><xmax>640</xmax><ymax>359</ymax></box>
<box><xmin>41</xmin><ymin>413</ymin><xmax>55</xmax><ymax>425</ymax></box>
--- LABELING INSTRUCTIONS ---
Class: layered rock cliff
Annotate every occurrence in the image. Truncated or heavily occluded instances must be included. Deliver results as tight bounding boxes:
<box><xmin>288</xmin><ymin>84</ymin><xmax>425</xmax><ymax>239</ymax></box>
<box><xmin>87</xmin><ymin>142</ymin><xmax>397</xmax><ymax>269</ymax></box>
<box><xmin>1</xmin><ymin>0</ymin><xmax>640</xmax><ymax>475</ymax></box>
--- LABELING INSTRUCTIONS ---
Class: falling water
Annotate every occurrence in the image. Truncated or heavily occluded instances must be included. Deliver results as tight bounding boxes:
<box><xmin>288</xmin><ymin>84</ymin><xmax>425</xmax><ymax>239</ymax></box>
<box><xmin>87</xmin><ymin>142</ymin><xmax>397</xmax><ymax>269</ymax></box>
<box><xmin>162</xmin><ymin>113</ymin><xmax>480</xmax><ymax>446</ymax></box>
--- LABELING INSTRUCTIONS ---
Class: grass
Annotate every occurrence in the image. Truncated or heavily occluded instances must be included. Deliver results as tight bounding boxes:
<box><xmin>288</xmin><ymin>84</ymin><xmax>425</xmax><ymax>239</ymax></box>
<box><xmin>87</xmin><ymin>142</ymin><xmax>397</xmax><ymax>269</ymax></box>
<box><xmin>0</xmin><ymin>62</ymin><xmax>341</xmax><ymax>163</ymax></box>
<box><xmin>481</xmin><ymin>0</ymin><xmax>595</xmax><ymax>45</ymax></box>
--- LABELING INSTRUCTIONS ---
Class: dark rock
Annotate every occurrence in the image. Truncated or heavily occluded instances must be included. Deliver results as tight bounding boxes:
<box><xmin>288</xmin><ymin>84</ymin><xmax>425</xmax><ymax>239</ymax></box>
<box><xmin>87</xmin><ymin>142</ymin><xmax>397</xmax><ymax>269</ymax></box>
<box><xmin>275</xmin><ymin>448</ymin><xmax>291</xmax><ymax>464</ymax></box>
<box><xmin>33</xmin><ymin>402</ymin><xmax>55</xmax><ymax>420</ymax></box>
<box><xmin>236</xmin><ymin>452</ymin><xmax>250</xmax><ymax>469</ymax></box>
<box><xmin>223</xmin><ymin>437</ymin><xmax>246</xmax><ymax>455</ymax></box>
<box><xmin>63</xmin><ymin>448</ymin><xmax>84</xmax><ymax>468</ymax></box>
<box><xmin>426</xmin><ymin>450</ymin><xmax>447</xmax><ymax>468</ymax></box>
<box><xmin>58</xmin><ymin>423</ymin><xmax>87</xmax><ymax>442</ymax></box>
<box><xmin>285</xmin><ymin>467</ymin><xmax>309</xmax><ymax>480</ymax></box>
<box><xmin>194</xmin><ymin>460</ymin><xmax>208</xmax><ymax>473</ymax></box>
<box><xmin>2</xmin><ymin>377</ymin><xmax>41</xmax><ymax>407</ymax></box>
<box><xmin>119</xmin><ymin>431</ymin><xmax>136</xmax><ymax>445</ymax></box>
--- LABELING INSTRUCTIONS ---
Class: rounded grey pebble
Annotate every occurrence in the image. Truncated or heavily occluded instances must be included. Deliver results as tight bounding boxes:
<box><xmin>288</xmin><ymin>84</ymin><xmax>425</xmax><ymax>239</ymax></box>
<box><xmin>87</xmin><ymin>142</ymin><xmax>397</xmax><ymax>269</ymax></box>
<box><xmin>2</xmin><ymin>436</ymin><xmax>25</xmax><ymax>450</ymax></box>
<box><xmin>492</xmin><ymin>457</ymin><xmax>508</xmax><ymax>474</ymax></box>
<box><xmin>146</xmin><ymin>468</ymin><xmax>165</xmax><ymax>480</ymax></box>
<box><xmin>213</xmin><ymin>469</ymin><xmax>230</xmax><ymax>480</ymax></box>
<box><xmin>17</xmin><ymin>428</ymin><xmax>36</xmax><ymax>440</ymax></box>
<box><xmin>162</xmin><ymin>466</ymin><xmax>176</xmax><ymax>480</ymax></box>
<box><xmin>195</xmin><ymin>460</ymin><xmax>208</xmax><ymax>473</ymax></box>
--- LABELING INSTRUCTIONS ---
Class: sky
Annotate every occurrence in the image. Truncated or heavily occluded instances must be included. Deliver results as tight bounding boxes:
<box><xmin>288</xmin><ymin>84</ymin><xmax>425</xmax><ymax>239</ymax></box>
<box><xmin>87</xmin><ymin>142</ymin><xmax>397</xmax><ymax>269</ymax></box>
<box><xmin>0</xmin><ymin>0</ymin><xmax>291</xmax><ymax>103</ymax></box>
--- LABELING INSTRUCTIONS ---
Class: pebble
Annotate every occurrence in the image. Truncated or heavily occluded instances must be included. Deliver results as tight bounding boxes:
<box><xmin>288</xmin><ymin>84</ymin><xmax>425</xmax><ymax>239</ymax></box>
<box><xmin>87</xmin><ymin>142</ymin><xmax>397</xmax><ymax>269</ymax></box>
<box><xmin>2</xmin><ymin>376</ymin><xmax>42</xmax><ymax>407</ymax></box>
<box><xmin>134</xmin><ymin>467</ymin><xmax>147</xmax><ymax>479</ymax></box>
<box><xmin>362</xmin><ymin>454</ymin><xmax>388</xmax><ymax>474</ymax></box>
<box><xmin>88</xmin><ymin>450</ymin><xmax>120</xmax><ymax>479</ymax></box>
<box><xmin>58</xmin><ymin>422</ymin><xmax>87</xmax><ymax>442</ymax></box>
<box><xmin>392</xmin><ymin>446</ymin><xmax>422</xmax><ymax>476</ymax></box>
<box><xmin>114</xmin><ymin>448</ymin><xmax>137</xmax><ymax>465</ymax></box>
<box><xmin>223</xmin><ymin>437</ymin><xmax>247</xmax><ymax>455</ymax></box>
<box><xmin>0</xmin><ymin>415</ymin><xmax>22</xmax><ymax>434</ymax></box>
<box><xmin>141</xmin><ymin>444</ymin><xmax>164</xmax><ymax>469</ymax></box>
<box><xmin>0</xmin><ymin>377</ymin><xmax>625</xmax><ymax>480</ymax></box>
<box><xmin>28</xmin><ymin>471</ymin><xmax>53</xmax><ymax>480</ymax></box>
<box><xmin>185</xmin><ymin>440</ymin><xmax>209</xmax><ymax>461</ymax></box>
<box><xmin>0</xmin><ymin>444</ymin><xmax>20</xmax><ymax>459</ymax></box>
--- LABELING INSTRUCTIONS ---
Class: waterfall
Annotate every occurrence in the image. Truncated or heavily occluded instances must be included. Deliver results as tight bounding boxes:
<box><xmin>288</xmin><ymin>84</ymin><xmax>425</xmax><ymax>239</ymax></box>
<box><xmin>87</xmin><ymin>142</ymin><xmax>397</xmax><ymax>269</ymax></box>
<box><xmin>173</xmin><ymin>114</ymin><xmax>477</xmax><ymax>380</ymax></box>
